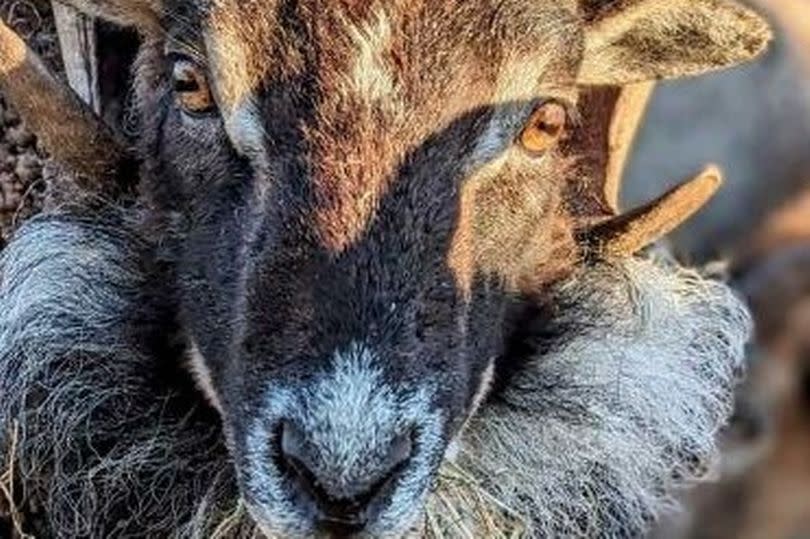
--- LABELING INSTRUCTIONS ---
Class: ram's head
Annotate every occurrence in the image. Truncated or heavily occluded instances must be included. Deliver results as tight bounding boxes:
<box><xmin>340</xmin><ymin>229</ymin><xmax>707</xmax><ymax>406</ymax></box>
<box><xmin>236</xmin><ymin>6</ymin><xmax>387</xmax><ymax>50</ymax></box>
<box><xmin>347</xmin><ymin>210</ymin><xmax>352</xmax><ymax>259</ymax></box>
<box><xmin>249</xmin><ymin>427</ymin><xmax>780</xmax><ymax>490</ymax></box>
<box><xmin>0</xmin><ymin>1</ymin><xmax>769</xmax><ymax>537</ymax></box>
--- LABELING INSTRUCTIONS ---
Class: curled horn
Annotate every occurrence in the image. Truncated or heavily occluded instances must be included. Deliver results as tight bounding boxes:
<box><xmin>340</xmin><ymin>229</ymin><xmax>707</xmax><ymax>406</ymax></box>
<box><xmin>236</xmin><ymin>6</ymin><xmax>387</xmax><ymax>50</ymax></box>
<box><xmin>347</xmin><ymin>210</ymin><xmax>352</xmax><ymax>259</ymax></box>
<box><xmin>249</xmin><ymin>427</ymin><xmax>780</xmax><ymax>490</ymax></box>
<box><xmin>571</xmin><ymin>82</ymin><xmax>722</xmax><ymax>257</ymax></box>
<box><xmin>0</xmin><ymin>17</ymin><xmax>131</xmax><ymax>193</ymax></box>
<box><xmin>602</xmin><ymin>82</ymin><xmax>654</xmax><ymax>213</ymax></box>
<box><xmin>586</xmin><ymin>165</ymin><xmax>723</xmax><ymax>257</ymax></box>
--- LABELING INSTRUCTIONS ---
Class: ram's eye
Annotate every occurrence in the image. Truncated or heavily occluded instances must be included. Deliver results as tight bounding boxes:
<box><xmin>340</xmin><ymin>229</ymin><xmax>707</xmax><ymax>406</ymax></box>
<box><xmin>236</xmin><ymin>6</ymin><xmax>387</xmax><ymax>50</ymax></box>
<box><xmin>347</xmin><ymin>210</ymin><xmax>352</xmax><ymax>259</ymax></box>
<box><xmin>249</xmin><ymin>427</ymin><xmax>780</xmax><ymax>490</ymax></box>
<box><xmin>172</xmin><ymin>59</ymin><xmax>215</xmax><ymax>115</ymax></box>
<box><xmin>519</xmin><ymin>101</ymin><xmax>567</xmax><ymax>156</ymax></box>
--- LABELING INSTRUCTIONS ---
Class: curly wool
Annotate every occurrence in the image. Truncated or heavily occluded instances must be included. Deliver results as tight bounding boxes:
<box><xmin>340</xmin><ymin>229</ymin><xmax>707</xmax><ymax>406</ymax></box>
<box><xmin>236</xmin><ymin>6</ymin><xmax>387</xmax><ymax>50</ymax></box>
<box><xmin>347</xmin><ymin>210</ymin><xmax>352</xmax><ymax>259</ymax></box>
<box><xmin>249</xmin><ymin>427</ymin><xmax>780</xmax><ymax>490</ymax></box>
<box><xmin>0</xmin><ymin>215</ymin><xmax>750</xmax><ymax>538</ymax></box>
<box><xmin>0</xmin><ymin>214</ymin><xmax>249</xmax><ymax>538</ymax></box>
<box><xmin>434</xmin><ymin>257</ymin><xmax>751</xmax><ymax>537</ymax></box>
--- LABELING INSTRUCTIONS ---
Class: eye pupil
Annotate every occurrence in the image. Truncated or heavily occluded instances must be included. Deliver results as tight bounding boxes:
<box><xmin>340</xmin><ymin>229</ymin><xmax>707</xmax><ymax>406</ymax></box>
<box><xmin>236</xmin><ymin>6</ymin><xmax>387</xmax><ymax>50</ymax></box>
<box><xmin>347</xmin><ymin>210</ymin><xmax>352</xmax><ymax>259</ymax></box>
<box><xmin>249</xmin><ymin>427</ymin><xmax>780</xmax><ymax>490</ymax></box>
<box><xmin>173</xmin><ymin>78</ymin><xmax>200</xmax><ymax>93</ymax></box>
<box><xmin>519</xmin><ymin>101</ymin><xmax>568</xmax><ymax>156</ymax></box>
<box><xmin>537</xmin><ymin>119</ymin><xmax>561</xmax><ymax>136</ymax></box>
<box><xmin>171</xmin><ymin>59</ymin><xmax>215</xmax><ymax>115</ymax></box>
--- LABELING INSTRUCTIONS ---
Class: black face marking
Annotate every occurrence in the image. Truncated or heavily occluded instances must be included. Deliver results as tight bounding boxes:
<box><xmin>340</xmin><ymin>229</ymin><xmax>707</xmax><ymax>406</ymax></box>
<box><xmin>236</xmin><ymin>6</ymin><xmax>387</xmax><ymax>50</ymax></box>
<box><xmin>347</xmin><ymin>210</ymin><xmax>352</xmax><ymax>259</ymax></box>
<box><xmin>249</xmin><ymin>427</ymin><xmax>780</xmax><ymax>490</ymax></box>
<box><xmin>131</xmin><ymin>1</ymin><xmax>583</xmax><ymax>534</ymax></box>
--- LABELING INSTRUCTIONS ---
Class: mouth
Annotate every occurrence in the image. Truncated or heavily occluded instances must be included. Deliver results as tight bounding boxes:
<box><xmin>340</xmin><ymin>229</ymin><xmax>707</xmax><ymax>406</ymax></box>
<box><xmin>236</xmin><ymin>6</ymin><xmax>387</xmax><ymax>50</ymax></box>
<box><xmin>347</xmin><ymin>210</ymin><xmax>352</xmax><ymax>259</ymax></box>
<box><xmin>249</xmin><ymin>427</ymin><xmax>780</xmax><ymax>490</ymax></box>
<box><xmin>245</xmin><ymin>427</ymin><xmax>433</xmax><ymax>537</ymax></box>
<box><xmin>238</xmin><ymin>363</ymin><xmax>447</xmax><ymax>537</ymax></box>
<box><xmin>273</xmin><ymin>439</ymin><xmax>411</xmax><ymax>533</ymax></box>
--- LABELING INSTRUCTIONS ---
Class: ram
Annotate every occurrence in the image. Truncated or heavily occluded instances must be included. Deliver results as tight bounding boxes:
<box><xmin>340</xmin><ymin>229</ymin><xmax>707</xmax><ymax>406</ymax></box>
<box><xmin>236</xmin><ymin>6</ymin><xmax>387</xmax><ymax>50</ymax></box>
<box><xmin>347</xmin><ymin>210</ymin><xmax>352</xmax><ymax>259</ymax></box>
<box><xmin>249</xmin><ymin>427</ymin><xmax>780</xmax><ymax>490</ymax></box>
<box><xmin>0</xmin><ymin>1</ymin><xmax>768</xmax><ymax>537</ymax></box>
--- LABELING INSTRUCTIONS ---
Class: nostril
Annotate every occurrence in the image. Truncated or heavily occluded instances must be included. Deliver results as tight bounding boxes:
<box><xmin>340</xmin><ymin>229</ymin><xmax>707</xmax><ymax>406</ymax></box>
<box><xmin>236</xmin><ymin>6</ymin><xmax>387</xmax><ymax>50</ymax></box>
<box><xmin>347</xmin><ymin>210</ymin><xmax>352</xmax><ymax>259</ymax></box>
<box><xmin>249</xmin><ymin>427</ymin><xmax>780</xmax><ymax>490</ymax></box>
<box><xmin>277</xmin><ymin>422</ymin><xmax>415</xmax><ymax>526</ymax></box>
<box><xmin>279</xmin><ymin>421</ymin><xmax>324</xmax><ymax>501</ymax></box>
<box><xmin>385</xmin><ymin>430</ymin><xmax>414</xmax><ymax>472</ymax></box>
<box><xmin>280</xmin><ymin>421</ymin><xmax>308</xmax><ymax>466</ymax></box>
<box><xmin>279</xmin><ymin>422</ymin><xmax>356</xmax><ymax>521</ymax></box>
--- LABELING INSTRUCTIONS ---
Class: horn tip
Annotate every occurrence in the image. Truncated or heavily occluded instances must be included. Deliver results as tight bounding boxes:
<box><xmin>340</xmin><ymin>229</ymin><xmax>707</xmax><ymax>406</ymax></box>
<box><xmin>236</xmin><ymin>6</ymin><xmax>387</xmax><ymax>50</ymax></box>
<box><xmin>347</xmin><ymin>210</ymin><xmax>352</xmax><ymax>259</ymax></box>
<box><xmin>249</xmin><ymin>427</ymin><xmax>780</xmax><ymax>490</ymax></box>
<box><xmin>700</xmin><ymin>163</ymin><xmax>723</xmax><ymax>184</ymax></box>
<box><xmin>689</xmin><ymin>164</ymin><xmax>724</xmax><ymax>201</ymax></box>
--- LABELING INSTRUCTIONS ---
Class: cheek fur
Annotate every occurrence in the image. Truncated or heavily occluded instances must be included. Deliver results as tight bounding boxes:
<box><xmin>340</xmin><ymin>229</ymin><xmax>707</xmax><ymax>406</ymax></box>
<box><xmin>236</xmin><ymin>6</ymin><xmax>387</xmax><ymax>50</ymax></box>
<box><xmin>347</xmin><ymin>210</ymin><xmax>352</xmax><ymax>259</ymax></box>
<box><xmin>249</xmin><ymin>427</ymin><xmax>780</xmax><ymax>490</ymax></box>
<box><xmin>432</xmin><ymin>256</ymin><xmax>751</xmax><ymax>536</ymax></box>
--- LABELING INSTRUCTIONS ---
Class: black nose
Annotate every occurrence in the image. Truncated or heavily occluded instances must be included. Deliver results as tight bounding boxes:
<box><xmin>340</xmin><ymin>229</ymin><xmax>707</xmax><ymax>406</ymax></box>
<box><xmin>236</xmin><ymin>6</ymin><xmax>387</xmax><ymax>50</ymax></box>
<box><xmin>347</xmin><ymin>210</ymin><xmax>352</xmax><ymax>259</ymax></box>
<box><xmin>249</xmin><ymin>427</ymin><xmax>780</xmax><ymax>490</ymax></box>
<box><xmin>279</xmin><ymin>421</ymin><xmax>413</xmax><ymax>528</ymax></box>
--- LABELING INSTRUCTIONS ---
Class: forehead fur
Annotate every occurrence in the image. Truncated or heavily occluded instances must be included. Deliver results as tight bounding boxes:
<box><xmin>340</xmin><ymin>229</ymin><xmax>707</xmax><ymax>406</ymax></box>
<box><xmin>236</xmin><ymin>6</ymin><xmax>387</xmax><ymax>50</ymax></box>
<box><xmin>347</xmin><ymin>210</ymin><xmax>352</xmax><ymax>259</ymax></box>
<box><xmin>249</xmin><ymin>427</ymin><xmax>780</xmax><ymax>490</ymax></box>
<box><xmin>165</xmin><ymin>1</ymin><xmax>583</xmax><ymax>249</ymax></box>
<box><xmin>198</xmin><ymin>0</ymin><xmax>582</xmax><ymax>106</ymax></box>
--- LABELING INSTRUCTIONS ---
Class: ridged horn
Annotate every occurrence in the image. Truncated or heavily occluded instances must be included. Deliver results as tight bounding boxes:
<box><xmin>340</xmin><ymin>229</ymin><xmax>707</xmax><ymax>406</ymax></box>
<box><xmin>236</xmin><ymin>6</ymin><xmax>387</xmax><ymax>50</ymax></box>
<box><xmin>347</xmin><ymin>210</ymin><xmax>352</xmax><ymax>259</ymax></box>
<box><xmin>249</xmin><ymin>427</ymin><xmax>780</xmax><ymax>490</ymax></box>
<box><xmin>585</xmin><ymin>165</ymin><xmax>723</xmax><ymax>257</ymax></box>
<box><xmin>0</xmin><ymin>17</ymin><xmax>130</xmax><ymax>192</ymax></box>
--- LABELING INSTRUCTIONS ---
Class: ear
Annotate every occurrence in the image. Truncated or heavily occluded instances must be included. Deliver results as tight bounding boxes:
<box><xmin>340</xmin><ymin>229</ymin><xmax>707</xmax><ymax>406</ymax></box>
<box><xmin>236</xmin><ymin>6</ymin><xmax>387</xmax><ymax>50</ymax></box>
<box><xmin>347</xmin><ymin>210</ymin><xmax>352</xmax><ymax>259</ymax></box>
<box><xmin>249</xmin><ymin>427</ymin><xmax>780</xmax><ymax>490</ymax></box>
<box><xmin>583</xmin><ymin>165</ymin><xmax>722</xmax><ymax>257</ymax></box>
<box><xmin>577</xmin><ymin>0</ymin><xmax>772</xmax><ymax>85</ymax></box>
<box><xmin>56</xmin><ymin>1</ymin><xmax>161</xmax><ymax>31</ymax></box>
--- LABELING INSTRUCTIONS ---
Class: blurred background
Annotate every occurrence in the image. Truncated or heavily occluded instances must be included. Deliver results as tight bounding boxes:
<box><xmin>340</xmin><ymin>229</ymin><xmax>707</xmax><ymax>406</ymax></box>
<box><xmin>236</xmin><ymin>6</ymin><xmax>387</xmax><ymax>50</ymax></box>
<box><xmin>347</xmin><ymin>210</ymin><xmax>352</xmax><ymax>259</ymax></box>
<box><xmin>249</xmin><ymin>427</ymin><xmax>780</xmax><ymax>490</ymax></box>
<box><xmin>625</xmin><ymin>1</ymin><xmax>810</xmax><ymax>537</ymax></box>
<box><xmin>1</xmin><ymin>1</ymin><xmax>809</xmax><ymax>537</ymax></box>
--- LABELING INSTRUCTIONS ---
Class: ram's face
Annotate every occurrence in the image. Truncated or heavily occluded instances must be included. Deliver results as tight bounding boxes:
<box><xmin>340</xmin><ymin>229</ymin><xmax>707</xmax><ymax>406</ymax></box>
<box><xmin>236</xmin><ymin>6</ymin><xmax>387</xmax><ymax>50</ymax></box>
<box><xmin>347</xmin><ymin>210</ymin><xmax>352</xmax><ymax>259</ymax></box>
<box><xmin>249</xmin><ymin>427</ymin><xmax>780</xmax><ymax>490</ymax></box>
<box><xmin>0</xmin><ymin>0</ymin><xmax>765</xmax><ymax>535</ymax></box>
<box><xmin>131</xmin><ymin>2</ymin><xmax>586</xmax><ymax>535</ymax></box>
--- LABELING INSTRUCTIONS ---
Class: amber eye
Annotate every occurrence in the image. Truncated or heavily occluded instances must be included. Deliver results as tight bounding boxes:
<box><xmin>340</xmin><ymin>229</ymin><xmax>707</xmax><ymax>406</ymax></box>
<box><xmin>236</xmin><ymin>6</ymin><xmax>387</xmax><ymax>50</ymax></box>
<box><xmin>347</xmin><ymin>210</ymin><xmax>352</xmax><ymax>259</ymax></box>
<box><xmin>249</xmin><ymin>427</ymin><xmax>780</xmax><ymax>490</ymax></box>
<box><xmin>519</xmin><ymin>101</ymin><xmax>568</xmax><ymax>156</ymax></box>
<box><xmin>172</xmin><ymin>59</ymin><xmax>215</xmax><ymax>115</ymax></box>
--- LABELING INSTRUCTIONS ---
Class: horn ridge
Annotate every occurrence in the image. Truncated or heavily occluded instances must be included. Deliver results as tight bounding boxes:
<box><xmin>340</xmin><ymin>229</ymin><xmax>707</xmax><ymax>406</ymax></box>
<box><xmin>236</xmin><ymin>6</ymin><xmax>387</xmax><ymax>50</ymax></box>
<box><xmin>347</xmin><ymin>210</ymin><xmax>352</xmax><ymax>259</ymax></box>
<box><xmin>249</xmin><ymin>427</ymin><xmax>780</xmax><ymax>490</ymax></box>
<box><xmin>0</xmin><ymin>17</ymin><xmax>131</xmax><ymax>195</ymax></box>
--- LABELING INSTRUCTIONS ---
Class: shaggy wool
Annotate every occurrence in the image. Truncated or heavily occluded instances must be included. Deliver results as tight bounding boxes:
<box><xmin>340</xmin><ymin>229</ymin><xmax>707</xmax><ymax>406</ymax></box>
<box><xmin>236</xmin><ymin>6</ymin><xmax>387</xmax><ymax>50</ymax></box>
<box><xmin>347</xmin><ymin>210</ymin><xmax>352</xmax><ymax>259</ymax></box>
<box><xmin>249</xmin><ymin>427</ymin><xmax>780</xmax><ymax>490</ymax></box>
<box><xmin>0</xmin><ymin>212</ymin><xmax>750</xmax><ymax>538</ymax></box>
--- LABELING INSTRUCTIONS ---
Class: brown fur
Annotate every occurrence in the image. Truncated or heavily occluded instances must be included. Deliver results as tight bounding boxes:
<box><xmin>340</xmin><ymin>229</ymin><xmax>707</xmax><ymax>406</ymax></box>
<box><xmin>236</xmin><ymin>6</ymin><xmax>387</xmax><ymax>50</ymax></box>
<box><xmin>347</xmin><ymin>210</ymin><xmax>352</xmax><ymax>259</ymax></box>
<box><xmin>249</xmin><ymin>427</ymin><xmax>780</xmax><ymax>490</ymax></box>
<box><xmin>733</xmin><ymin>281</ymin><xmax>810</xmax><ymax>539</ymax></box>
<box><xmin>206</xmin><ymin>1</ymin><xmax>582</xmax><ymax>255</ymax></box>
<box><xmin>2</xmin><ymin>0</ymin><xmax>770</xmax><ymax>265</ymax></box>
